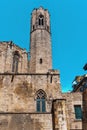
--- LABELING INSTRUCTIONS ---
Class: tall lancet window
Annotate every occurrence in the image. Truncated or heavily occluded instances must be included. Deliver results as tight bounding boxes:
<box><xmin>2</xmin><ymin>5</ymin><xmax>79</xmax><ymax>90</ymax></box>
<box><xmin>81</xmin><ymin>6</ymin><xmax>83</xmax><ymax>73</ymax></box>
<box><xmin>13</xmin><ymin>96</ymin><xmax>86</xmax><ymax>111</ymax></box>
<box><xmin>38</xmin><ymin>14</ymin><xmax>44</xmax><ymax>26</ymax></box>
<box><xmin>36</xmin><ymin>90</ymin><xmax>46</xmax><ymax>112</ymax></box>
<box><xmin>12</xmin><ymin>51</ymin><xmax>20</xmax><ymax>73</ymax></box>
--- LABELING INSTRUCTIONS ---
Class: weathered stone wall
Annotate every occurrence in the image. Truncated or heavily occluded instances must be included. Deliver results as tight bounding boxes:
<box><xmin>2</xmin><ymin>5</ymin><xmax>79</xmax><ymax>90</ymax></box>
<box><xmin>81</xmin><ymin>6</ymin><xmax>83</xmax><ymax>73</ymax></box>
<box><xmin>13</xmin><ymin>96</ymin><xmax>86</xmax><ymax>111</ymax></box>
<box><xmin>30</xmin><ymin>30</ymin><xmax>52</xmax><ymax>73</ymax></box>
<box><xmin>0</xmin><ymin>114</ymin><xmax>52</xmax><ymax>130</ymax></box>
<box><xmin>53</xmin><ymin>99</ymin><xmax>68</xmax><ymax>130</ymax></box>
<box><xmin>0</xmin><ymin>73</ymin><xmax>61</xmax><ymax>113</ymax></box>
<box><xmin>62</xmin><ymin>92</ymin><xmax>82</xmax><ymax>130</ymax></box>
<box><xmin>0</xmin><ymin>41</ymin><xmax>28</xmax><ymax>73</ymax></box>
<box><xmin>83</xmin><ymin>88</ymin><xmax>87</xmax><ymax>130</ymax></box>
<box><xmin>0</xmin><ymin>72</ymin><xmax>61</xmax><ymax>130</ymax></box>
<box><xmin>0</xmin><ymin>73</ymin><xmax>83</xmax><ymax>130</ymax></box>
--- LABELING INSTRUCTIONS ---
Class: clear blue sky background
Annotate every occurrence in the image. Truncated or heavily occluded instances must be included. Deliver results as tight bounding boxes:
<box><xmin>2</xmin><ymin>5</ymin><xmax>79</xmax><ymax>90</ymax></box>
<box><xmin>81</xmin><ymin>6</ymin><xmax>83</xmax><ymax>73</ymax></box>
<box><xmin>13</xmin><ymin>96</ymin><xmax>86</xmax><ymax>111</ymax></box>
<box><xmin>0</xmin><ymin>0</ymin><xmax>87</xmax><ymax>92</ymax></box>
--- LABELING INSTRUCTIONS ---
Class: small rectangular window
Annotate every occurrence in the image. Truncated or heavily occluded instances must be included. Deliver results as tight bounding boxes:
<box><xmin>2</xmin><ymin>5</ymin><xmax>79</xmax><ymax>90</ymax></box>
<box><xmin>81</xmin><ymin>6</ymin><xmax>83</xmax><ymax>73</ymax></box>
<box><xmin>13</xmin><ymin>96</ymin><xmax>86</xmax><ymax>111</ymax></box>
<box><xmin>50</xmin><ymin>75</ymin><xmax>52</xmax><ymax>83</ymax></box>
<box><xmin>74</xmin><ymin>105</ymin><xmax>82</xmax><ymax>119</ymax></box>
<box><xmin>33</xmin><ymin>25</ymin><xmax>35</xmax><ymax>30</ymax></box>
<box><xmin>40</xmin><ymin>58</ymin><xmax>42</xmax><ymax>64</ymax></box>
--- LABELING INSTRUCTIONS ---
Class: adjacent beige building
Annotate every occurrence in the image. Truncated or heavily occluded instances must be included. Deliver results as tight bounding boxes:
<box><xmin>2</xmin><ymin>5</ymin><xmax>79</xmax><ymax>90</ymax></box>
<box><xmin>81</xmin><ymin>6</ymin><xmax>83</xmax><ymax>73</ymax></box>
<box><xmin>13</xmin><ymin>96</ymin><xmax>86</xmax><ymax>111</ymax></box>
<box><xmin>0</xmin><ymin>7</ymin><xmax>83</xmax><ymax>130</ymax></box>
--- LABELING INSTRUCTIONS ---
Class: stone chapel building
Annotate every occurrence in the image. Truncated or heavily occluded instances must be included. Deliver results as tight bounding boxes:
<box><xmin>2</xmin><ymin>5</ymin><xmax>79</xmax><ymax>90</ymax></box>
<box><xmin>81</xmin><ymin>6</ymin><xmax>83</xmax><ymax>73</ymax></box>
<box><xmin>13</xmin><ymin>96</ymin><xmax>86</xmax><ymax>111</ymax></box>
<box><xmin>0</xmin><ymin>7</ymin><xmax>84</xmax><ymax>130</ymax></box>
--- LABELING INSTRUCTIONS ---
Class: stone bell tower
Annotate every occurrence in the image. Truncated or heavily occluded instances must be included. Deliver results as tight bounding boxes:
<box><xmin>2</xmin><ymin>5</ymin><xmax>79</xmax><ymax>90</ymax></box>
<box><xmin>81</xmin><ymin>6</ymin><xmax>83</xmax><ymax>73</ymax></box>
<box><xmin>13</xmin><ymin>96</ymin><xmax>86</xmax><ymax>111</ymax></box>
<box><xmin>29</xmin><ymin>7</ymin><xmax>52</xmax><ymax>73</ymax></box>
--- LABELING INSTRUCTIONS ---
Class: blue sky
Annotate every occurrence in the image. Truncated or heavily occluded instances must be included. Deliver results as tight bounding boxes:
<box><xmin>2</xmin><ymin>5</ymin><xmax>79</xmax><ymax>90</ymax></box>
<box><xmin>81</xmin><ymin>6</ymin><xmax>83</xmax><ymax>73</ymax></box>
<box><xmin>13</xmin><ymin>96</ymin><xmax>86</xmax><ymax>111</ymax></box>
<box><xmin>0</xmin><ymin>0</ymin><xmax>87</xmax><ymax>92</ymax></box>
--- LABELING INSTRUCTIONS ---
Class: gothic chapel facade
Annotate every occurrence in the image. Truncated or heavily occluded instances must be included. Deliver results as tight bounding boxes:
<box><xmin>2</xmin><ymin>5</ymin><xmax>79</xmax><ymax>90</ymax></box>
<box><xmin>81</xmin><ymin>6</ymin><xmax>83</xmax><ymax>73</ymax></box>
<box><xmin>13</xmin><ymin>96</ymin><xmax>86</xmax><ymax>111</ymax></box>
<box><xmin>0</xmin><ymin>7</ymin><xmax>83</xmax><ymax>130</ymax></box>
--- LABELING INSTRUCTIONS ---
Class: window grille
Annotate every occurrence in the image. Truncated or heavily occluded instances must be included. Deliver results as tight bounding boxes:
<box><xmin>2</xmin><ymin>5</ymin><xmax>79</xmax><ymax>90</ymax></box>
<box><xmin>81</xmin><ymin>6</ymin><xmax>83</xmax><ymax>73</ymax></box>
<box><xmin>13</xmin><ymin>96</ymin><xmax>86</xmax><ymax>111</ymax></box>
<box><xmin>36</xmin><ymin>90</ymin><xmax>46</xmax><ymax>112</ymax></box>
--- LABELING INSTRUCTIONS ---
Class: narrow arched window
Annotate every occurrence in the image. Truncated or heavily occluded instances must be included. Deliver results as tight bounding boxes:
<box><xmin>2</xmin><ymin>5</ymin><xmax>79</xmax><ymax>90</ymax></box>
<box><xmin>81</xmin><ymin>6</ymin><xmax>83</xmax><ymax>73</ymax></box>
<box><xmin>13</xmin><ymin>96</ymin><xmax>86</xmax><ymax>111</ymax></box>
<box><xmin>36</xmin><ymin>90</ymin><xmax>46</xmax><ymax>112</ymax></box>
<box><xmin>38</xmin><ymin>14</ymin><xmax>44</xmax><ymax>26</ymax></box>
<box><xmin>12</xmin><ymin>51</ymin><xmax>20</xmax><ymax>73</ymax></box>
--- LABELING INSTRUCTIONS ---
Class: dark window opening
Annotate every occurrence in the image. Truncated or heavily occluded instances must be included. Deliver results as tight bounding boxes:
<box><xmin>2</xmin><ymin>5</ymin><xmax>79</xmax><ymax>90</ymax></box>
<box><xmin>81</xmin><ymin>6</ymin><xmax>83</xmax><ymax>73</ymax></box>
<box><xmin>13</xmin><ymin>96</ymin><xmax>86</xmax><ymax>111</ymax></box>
<box><xmin>12</xmin><ymin>51</ymin><xmax>20</xmax><ymax>73</ymax></box>
<box><xmin>42</xmin><ymin>19</ymin><xmax>44</xmax><ymax>25</ymax></box>
<box><xmin>33</xmin><ymin>25</ymin><xmax>35</xmax><ymax>30</ymax></box>
<box><xmin>39</xmin><ymin>19</ymin><xmax>41</xmax><ymax>25</ymax></box>
<box><xmin>50</xmin><ymin>75</ymin><xmax>53</xmax><ymax>83</ymax></box>
<box><xmin>10</xmin><ymin>44</ymin><xmax>12</xmax><ymax>49</ymax></box>
<box><xmin>38</xmin><ymin>14</ymin><xmax>44</xmax><ymax>26</ymax></box>
<box><xmin>47</xmin><ymin>26</ymin><xmax>49</xmax><ymax>31</ymax></box>
<box><xmin>36</xmin><ymin>90</ymin><xmax>46</xmax><ymax>112</ymax></box>
<box><xmin>74</xmin><ymin>105</ymin><xmax>82</xmax><ymax>119</ymax></box>
<box><xmin>40</xmin><ymin>58</ymin><xmax>42</xmax><ymax>64</ymax></box>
